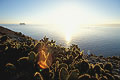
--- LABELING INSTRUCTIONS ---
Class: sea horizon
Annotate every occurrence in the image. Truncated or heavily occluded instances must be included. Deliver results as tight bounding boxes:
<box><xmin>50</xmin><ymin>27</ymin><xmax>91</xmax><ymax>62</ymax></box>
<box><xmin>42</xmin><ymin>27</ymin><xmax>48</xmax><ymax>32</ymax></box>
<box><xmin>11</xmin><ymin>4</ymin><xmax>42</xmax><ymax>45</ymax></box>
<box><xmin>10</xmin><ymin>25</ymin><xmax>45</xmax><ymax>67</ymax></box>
<box><xmin>0</xmin><ymin>24</ymin><xmax>120</xmax><ymax>57</ymax></box>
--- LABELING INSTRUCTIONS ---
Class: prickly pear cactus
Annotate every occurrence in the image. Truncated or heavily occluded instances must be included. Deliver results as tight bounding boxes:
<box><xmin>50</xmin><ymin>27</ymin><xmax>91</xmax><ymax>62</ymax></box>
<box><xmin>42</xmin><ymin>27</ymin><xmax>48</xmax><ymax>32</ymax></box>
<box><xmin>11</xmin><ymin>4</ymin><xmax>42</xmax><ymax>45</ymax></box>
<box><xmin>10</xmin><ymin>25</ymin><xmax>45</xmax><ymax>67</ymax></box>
<box><xmin>59</xmin><ymin>67</ymin><xmax>69</xmax><ymax>80</ymax></box>
<box><xmin>0</xmin><ymin>35</ymin><xmax>9</xmax><ymax>42</ymax></box>
<box><xmin>4</xmin><ymin>63</ymin><xmax>16</xmax><ymax>79</ymax></box>
<box><xmin>49</xmin><ymin>71</ymin><xmax>55</xmax><ymax>80</ymax></box>
<box><xmin>59</xmin><ymin>63</ymin><xmax>68</xmax><ymax>70</ymax></box>
<box><xmin>94</xmin><ymin>64</ymin><xmax>102</xmax><ymax>74</ymax></box>
<box><xmin>68</xmin><ymin>69</ymin><xmax>79</xmax><ymax>80</ymax></box>
<box><xmin>17</xmin><ymin>57</ymin><xmax>34</xmax><ymax>72</ymax></box>
<box><xmin>28</xmin><ymin>51</ymin><xmax>36</xmax><ymax>62</ymax></box>
<box><xmin>78</xmin><ymin>74</ymin><xmax>91</xmax><ymax>80</ymax></box>
<box><xmin>34</xmin><ymin>72</ymin><xmax>44</xmax><ymax>80</ymax></box>
<box><xmin>104</xmin><ymin>62</ymin><xmax>113</xmax><ymax>72</ymax></box>
<box><xmin>80</xmin><ymin>60</ymin><xmax>89</xmax><ymax>74</ymax></box>
<box><xmin>17</xmin><ymin>57</ymin><xmax>28</xmax><ymax>65</ymax></box>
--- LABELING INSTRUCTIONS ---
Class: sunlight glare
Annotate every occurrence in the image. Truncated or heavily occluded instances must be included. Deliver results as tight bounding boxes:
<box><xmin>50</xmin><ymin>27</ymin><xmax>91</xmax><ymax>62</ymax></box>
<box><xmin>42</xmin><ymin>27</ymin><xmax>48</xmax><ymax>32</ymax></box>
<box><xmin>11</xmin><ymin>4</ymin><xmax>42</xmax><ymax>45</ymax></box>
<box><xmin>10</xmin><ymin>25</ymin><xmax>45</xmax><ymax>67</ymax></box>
<box><xmin>42</xmin><ymin>3</ymin><xmax>104</xmax><ymax>45</ymax></box>
<box><xmin>65</xmin><ymin>33</ymin><xmax>71</xmax><ymax>44</ymax></box>
<box><xmin>62</xmin><ymin>24</ymin><xmax>76</xmax><ymax>44</ymax></box>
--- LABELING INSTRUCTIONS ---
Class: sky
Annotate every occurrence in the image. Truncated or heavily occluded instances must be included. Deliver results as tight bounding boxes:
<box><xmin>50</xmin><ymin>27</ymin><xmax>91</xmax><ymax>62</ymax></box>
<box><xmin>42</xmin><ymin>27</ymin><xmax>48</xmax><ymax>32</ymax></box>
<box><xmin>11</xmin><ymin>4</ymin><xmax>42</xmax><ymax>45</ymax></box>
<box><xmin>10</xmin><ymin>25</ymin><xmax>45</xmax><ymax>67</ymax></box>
<box><xmin>0</xmin><ymin>0</ymin><xmax>120</xmax><ymax>24</ymax></box>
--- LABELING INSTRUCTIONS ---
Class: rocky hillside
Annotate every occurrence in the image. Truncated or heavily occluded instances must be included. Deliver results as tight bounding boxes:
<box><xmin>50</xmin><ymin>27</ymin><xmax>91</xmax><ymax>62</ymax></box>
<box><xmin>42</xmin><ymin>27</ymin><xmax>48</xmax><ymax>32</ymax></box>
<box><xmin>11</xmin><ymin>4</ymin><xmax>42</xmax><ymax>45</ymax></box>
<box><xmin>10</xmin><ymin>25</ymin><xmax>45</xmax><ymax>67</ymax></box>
<box><xmin>0</xmin><ymin>26</ymin><xmax>120</xmax><ymax>80</ymax></box>
<box><xmin>0</xmin><ymin>26</ymin><xmax>37</xmax><ymax>43</ymax></box>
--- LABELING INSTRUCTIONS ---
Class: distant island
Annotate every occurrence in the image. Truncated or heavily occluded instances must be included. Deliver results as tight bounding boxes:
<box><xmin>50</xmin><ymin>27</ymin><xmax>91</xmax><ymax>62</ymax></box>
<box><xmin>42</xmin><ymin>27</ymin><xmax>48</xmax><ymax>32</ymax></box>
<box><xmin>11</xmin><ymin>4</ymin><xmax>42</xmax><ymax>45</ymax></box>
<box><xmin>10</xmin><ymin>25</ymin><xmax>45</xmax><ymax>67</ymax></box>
<box><xmin>19</xmin><ymin>23</ymin><xmax>26</xmax><ymax>25</ymax></box>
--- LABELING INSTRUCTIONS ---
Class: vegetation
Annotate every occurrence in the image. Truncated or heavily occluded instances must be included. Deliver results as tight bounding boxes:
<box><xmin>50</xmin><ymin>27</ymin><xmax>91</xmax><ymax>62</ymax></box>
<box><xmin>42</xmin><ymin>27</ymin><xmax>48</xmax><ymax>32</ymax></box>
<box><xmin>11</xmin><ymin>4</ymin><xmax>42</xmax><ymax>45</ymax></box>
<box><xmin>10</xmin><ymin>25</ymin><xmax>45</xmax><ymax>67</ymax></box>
<box><xmin>0</xmin><ymin>34</ymin><xmax>120</xmax><ymax>80</ymax></box>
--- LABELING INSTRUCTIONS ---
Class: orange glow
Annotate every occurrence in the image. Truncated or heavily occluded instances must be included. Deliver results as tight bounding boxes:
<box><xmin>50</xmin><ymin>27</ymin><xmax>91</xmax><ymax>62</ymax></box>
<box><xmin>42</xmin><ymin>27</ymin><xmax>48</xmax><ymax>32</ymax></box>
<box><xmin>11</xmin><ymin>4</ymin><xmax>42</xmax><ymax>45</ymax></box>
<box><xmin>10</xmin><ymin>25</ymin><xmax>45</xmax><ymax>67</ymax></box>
<box><xmin>37</xmin><ymin>49</ymin><xmax>52</xmax><ymax>69</ymax></box>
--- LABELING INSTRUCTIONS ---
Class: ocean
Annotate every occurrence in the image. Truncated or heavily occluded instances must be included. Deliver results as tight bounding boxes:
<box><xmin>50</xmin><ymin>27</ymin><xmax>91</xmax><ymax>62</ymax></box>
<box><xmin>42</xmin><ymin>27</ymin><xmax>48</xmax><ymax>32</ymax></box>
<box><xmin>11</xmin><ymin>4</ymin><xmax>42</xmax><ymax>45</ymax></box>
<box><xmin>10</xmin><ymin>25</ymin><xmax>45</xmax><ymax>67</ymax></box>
<box><xmin>0</xmin><ymin>24</ymin><xmax>120</xmax><ymax>57</ymax></box>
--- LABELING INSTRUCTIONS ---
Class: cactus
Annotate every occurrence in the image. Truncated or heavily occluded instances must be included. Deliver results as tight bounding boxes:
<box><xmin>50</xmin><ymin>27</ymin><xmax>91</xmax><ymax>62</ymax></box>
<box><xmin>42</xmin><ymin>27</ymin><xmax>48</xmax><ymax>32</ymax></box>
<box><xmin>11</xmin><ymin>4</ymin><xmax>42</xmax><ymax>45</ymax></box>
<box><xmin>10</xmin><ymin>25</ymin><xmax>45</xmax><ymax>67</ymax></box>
<box><xmin>76</xmin><ymin>60</ymin><xmax>89</xmax><ymax>74</ymax></box>
<box><xmin>0</xmin><ymin>35</ymin><xmax>9</xmax><ymax>42</ymax></box>
<box><xmin>0</xmin><ymin>44</ymin><xmax>7</xmax><ymax>51</ymax></box>
<box><xmin>74</xmin><ymin>61</ymin><xmax>81</xmax><ymax>69</ymax></box>
<box><xmin>28</xmin><ymin>51</ymin><xmax>36</xmax><ymax>62</ymax></box>
<box><xmin>98</xmin><ymin>63</ymin><xmax>104</xmax><ymax>69</ymax></box>
<box><xmin>68</xmin><ymin>69</ymin><xmax>79</xmax><ymax>80</ymax></box>
<box><xmin>111</xmin><ymin>56</ymin><xmax>120</xmax><ymax>60</ymax></box>
<box><xmin>101</xmin><ymin>68</ymin><xmax>105</xmax><ymax>75</ymax></box>
<box><xmin>4</xmin><ymin>63</ymin><xmax>16</xmax><ymax>79</ymax></box>
<box><xmin>99</xmin><ymin>76</ymin><xmax>108</xmax><ymax>80</ymax></box>
<box><xmin>49</xmin><ymin>71</ymin><xmax>55</xmax><ymax>80</ymax></box>
<box><xmin>64</xmin><ymin>54</ymin><xmax>73</xmax><ymax>65</ymax></box>
<box><xmin>95</xmin><ymin>73</ymin><xmax>99</xmax><ymax>79</ymax></box>
<box><xmin>69</xmin><ymin>64</ymin><xmax>75</xmax><ymax>70</ymax></box>
<box><xmin>88</xmin><ymin>64</ymin><xmax>95</xmax><ymax>76</ymax></box>
<box><xmin>27</xmin><ymin>39</ymin><xmax>32</xmax><ymax>45</ymax></box>
<box><xmin>0</xmin><ymin>33</ymin><xmax>119</xmax><ymax>80</ymax></box>
<box><xmin>114</xmin><ymin>75</ymin><xmax>120</xmax><ymax>80</ymax></box>
<box><xmin>90</xmin><ymin>77</ymin><xmax>98</xmax><ymax>80</ymax></box>
<box><xmin>5</xmin><ymin>63</ymin><xmax>16</xmax><ymax>72</ymax></box>
<box><xmin>54</xmin><ymin>60</ymin><xmax>59</xmax><ymax>72</ymax></box>
<box><xmin>34</xmin><ymin>42</ymin><xmax>43</xmax><ymax>53</ymax></box>
<box><xmin>81</xmin><ymin>60</ymin><xmax>89</xmax><ymax>73</ymax></box>
<box><xmin>40</xmin><ymin>68</ymin><xmax>51</xmax><ymax>80</ymax></box>
<box><xmin>104</xmin><ymin>70</ymin><xmax>110</xmax><ymax>73</ymax></box>
<box><xmin>34</xmin><ymin>72</ymin><xmax>44</xmax><ymax>80</ymax></box>
<box><xmin>105</xmin><ymin>73</ymin><xmax>115</xmax><ymax>80</ymax></box>
<box><xmin>51</xmin><ymin>39</ymin><xmax>55</xmax><ymax>44</ymax></box>
<box><xmin>17</xmin><ymin>57</ymin><xmax>34</xmax><ymax>72</ymax></box>
<box><xmin>43</xmin><ymin>36</ymin><xmax>49</xmax><ymax>43</ymax></box>
<box><xmin>104</xmin><ymin>62</ymin><xmax>113</xmax><ymax>72</ymax></box>
<box><xmin>78</xmin><ymin>74</ymin><xmax>91</xmax><ymax>80</ymax></box>
<box><xmin>70</xmin><ymin>51</ymin><xmax>77</xmax><ymax>58</ymax></box>
<box><xmin>59</xmin><ymin>63</ymin><xmax>68</xmax><ymax>70</ymax></box>
<box><xmin>59</xmin><ymin>67</ymin><xmax>69</xmax><ymax>80</ymax></box>
<box><xmin>55</xmin><ymin>57</ymin><xmax>62</xmax><ymax>63</ymax></box>
<box><xmin>94</xmin><ymin>64</ymin><xmax>102</xmax><ymax>74</ymax></box>
<box><xmin>78</xmin><ymin>50</ymin><xmax>84</xmax><ymax>59</ymax></box>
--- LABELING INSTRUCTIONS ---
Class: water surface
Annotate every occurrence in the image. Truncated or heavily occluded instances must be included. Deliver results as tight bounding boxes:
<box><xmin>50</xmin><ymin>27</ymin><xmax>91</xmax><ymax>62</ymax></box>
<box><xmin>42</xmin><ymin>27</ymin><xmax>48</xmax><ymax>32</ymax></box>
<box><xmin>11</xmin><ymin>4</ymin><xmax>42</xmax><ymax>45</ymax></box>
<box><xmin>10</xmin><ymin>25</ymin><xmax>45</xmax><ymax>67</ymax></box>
<box><xmin>0</xmin><ymin>24</ymin><xmax>120</xmax><ymax>57</ymax></box>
